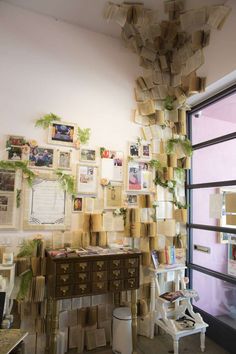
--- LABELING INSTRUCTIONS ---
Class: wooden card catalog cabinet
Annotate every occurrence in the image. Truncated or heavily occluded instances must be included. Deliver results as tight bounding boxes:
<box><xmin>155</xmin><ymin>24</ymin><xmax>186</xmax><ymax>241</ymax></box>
<box><xmin>45</xmin><ymin>250</ymin><xmax>141</xmax><ymax>299</ymax></box>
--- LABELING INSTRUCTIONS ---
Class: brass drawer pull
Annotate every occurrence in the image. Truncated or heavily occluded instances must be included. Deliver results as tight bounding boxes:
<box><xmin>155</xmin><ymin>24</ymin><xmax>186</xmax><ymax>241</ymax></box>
<box><xmin>113</xmin><ymin>270</ymin><xmax>120</xmax><ymax>277</ymax></box>
<box><xmin>113</xmin><ymin>260</ymin><xmax>120</xmax><ymax>267</ymax></box>
<box><xmin>97</xmin><ymin>282</ymin><xmax>104</xmax><ymax>289</ymax></box>
<box><xmin>61</xmin><ymin>275</ymin><xmax>69</xmax><ymax>283</ymax></box>
<box><xmin>114</xmin><ymin>281</ymin><xmax>120</xmax><ymax>289</ymax></box>
<box><xmin>60</xmin><ymin>287</ymin><xmax>69</xmax><ymax>295</ymax></box>
<box><xmin>79</xmin><ymin>262</ymin><xmax>87</xmax><ymax>271</ymax></box>
<box><xmin>79</xmin><ymin>273</ymin><xmax>86</xmax><ymax>281</ymax></box>
<box><xmin>60</xmin><ymin>264</ymin><xmax>69</xmax><ymax>272</ymax></box>
<box><xmin>128</xmin><ymin>259</ymin><xmax>136</xmax><ymax>265</ymax></box>
<box><xmin>128</xmin><ymin>279</ymin><xmax>135</xmax><ymax>287</ymax></box>
<box><xmin>128</xmin><ymin>269</ymin><xmax>135</xmax><ymax>276</ymax></box>
<box><xmin>97</xmin><ymin>261</ymin><xmax>104</xmax><ymax>270</ymax></box>
<box><xmin>79</xmin><ymin>285</ymin><xmax>87</xmax><ymax>292</ymax></box>
<box><xmin>97</xmin><ymin>272</ymin><xmax>103</xmax><ymax>279</ymax></box>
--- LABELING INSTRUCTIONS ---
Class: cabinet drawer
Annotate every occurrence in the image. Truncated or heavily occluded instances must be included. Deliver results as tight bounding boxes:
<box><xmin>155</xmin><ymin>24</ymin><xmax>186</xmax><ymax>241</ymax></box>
<box><xmin>56</xmin><ymin>285</ymin><xmax>72</xmax><ymax>298</ymax></box>
<box><xmin>92</xmin><ymin>281</ymin><xmax>107</xmax><ymax>293</ymax></box>
<box><xmin>110</xmin><ymin>269</ymin><xmax>123</xmax><ymax>280</ymax></box>
<box><xmin>125</xmin><ymin>257</ymin><xmax>138</xmax><ymax>268</ymax></box>
<box><xmin>56</xmin><ymin>263</ymin><xmax>73</xmax><ymax>274</ymax></box>
<box><xmin>125</xmin><ymin>278</ymin><xmax>138</xmax><ymax>290</ymax></box>
<box><xmin>110</xmin><ymin>259</ymin><xmax>124</xmax><ymax>269</ymax></box>
<box><xmin>92</xmin><ymin>271</ymin><xmax>107</xmax><ymax>282</ymax></box>
<box><xmin>74</xmin><ymin>283</ymin><xmax>91</xmax><ymax>296</ymax></box>
<box><xmin>56</xmin><ymin>274</ymin><xmax>72</xmax><ymax>285</ymax></box>
<box><xmin>109</xmin><ymin>280</ymin><xmax>124</xmax><ymax>292</ymax></box>
<box><xmin>75</xmin><ymin>262</ymin><xmax>90</xmax><ymax>272</ymax></box>
<box><xmin>125</xmin><ymin>268</ymin><xmax>138</xmax><ymax>278</ymax></box>
<box><xmin>92</xmin><ymin>260</ymin><xmax>107</xmax><ymax>271</ymax></box>
<box><xmin>75</xmin><ymin>272</ymin><xmax>90</xmax><ymax>283</ymax></box>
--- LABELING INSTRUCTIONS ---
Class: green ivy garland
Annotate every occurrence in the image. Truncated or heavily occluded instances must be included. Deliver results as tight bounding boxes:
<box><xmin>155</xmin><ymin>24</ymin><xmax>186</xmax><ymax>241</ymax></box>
<box><xmin>164</xmin><ymin>95</ymin><xmax>175</xmax><ymax>111</ymax></box>
<box><xmin>35</xmin><ymin>113</ymin><xmax>61</xmax><ymax>129</ymax></box>
<box><xmin>166</xmin><ymin>138</ymin><xmax>193</xmax><ymax>157</ymax></box>
<box><xmin>16</xmin><ymin>189</ymin><xmax>22</xmax><ymax>208</ymax></box>
<box><xmin>78</xmin><ymin>127</ymin><xmax>91</xmax><ymax>145</ymax></box>
<box><xmin>0</xmin><ymin>160</ymin><xmax>36</xmax><ymax>186</ymax></box>
<box><xmin>55</xmin><ymin>170</ymin><xmax>76</xmax><ymax>196</ymax></box>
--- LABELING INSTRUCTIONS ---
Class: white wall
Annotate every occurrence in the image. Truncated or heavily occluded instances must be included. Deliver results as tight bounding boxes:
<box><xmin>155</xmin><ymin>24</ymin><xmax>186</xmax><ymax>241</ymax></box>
<box><xmin>0</xmin><ymin>2</ymin><xmax>141</xmax><ymax>251</ymax></box>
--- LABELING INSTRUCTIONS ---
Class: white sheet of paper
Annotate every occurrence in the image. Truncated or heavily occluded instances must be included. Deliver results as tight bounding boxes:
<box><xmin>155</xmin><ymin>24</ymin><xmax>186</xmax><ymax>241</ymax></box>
<box><xmin>209</xmin><ymin>194</ymin><xmax>223</xmax><ymax>219</ymax></box>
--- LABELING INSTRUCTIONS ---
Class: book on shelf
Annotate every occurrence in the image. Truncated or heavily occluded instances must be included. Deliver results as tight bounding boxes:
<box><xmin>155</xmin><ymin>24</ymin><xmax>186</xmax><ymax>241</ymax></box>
<box><xmin>151</xmin><ymin>250</ymin><xmax>159</xmax><ymax>269</ymax></box>
<box><xmin>175</xmin><ymin>316</ymin><xmax>195</xmax><ymax>330</ymax></box>
<box><xmin>159</xmin><ymin>290</ymin><xmax>184</xmax><ymax>302</ymax></box>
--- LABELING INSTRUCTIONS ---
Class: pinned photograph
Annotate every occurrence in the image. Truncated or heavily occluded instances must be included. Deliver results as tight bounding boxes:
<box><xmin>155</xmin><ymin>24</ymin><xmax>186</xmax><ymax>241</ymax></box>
<box><xmin>57</xmin><ymin>150</ymin><xmax>72</xmax><ymax>170</ymax></box>
<box><xmin>129</xmin><ymin>143</ymin><xmax>140</xmax><ymax>158</ymax></box>
<box><xmin>7</xmin><ymin>146</ymin><xmax>22</xmax><ymax>161</ymax></box>
<box><xmin>80</xmin><ymin>148</ymin><xmax>96</xmax><ymax>163</ymax></box>
<box><xmin>77</xmin><ymin>165</ymin><xmax>98</xmax><ymax>195</ymax></box>
<box><xmin>0</xmin><ymin>170</ymin><xmax>15</xmax><ymax>192</ymax></box>
<box><xmin>72</xmin><ymin>196</ymin><xmax>83</xmax><ymax>212</ymax></box>
<box><xmin>127</xmin><ymin>194</ymin><xmax>138</xmax><ymax>206</ymax></box>
<box><xmin>29</xmin><ymin>146</ymin><xmax>54</xmax><ymax>168</ymax></box>
<box><xmin>100</xmin><ymin>149</ymin><xmax>123</xmax><ymax>182</ymax></box>
<box><xmin>128</xmin><ymin>163</ymin><xmax>142</xmax><ymax>190</ymax></box>
<box><xmin>48</xmin><ymin>121</ymin><xmax>77</xmax><ymax>147</ymax></box>
<box><xmin>141</xmin><ymin>143</ymin><xmax>151</xmax><ymax>159</ymax></box>
<box><xmin>7</xmin><ymin>135</ymin><xmax>25</xmax><ymax>147</ymax></box>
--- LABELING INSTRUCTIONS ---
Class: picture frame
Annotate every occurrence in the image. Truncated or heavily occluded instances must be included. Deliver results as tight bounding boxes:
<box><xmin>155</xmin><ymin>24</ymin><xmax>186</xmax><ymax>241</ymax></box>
<box><xmin>0</xmin><ymin>169</ymin><xmax>21</xmax><ymax>230</ymax></box>
<box><xmin>76</xmin><ymin>164</ymin><xmax>98</xmax><ymax>195</ymax></box>
<box><xmin>127</xmin><ymin>194</ymin><xmax>138</xmax><ymax>207</ymax></box>
<box><xmin>6</xmin><ymin>135</ymin><xmax>26</xmax><ymax>147</ymax></box>
<box><xmin>56</xmin><ymin>149</ymin><xmax>72</xmax><ymax>170</ymax></box>
<box><xmin>23</xmin><ymin>172</ymin><xmax>71</xmax><ymax>230</ymax></box>
<box><xmin>140</xmin><ymin>142</ymin><xmax>151</xmax><ymax>160</ymax></box>
<box><xmin>5</xmin><ymin>135</ymin><xmax>27</xmax><ymax>161</ymax></box>
<box><xmin>72</xmin><ymin>196</ymin><xmax>84</xmax><ymax>213</ymax></box>
<box><xmin>100</xmin><ymin>149</ymin><xmax>123</xmax><ymax>182</ymax></box>
<box><xmin>104</xmin><ymin>184</ymin><xmax>123</xmax><ymax>209</ymax></box>
<box><xmin>80</xmin><ymin>148</ymin><xmax>96</xmax><ymax>163</ymax></box>
<box><xmin>28</xmin><ymin>146</ymin><xmax>55</xmax><ymax>169</ymax></box>
<box><xmin>219</xmin><ymin>187</ymin><xmax>236</xmax><ymax>243</ymax></box>
<box><xmin>128</xmin><ymin>142</ymin><xmax>140</xmax><ymax>158</ymax></box>
<box><xmin>127</xmin><ymin>161</ymin><xmax>152</xmax><ymax>192</ymax></box>
<box><xmin>48</xmin><ymin>121</ymin><xmax>77</xmax><ymax>147</ymax></box>
<box><xmin>7</xmin><ymin>146</ymin><xmax>23</xmax><ymax>161</ymax></box>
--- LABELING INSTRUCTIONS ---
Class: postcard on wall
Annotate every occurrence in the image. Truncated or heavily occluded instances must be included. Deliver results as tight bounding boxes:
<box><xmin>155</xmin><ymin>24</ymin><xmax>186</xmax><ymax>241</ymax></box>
<box><xmin>100</xmin><ymin>149</ymin><xmax>123</xmax><ymax>182</ymax></box>
<box><xmin>127</xmin><ymin>194</ymin><xmax>138</xmax><ymax>207</ymax></box>
<box><xmin>128</xmin><ymin>142</ymin><xmax>140</xmax><ymax>158</ymax></box>
<box><xmin>80</xmin><ymin>148</ymin><xmax>96</xmax><ymax>163</ymax></box>
<box><xmin>23</xmin><ymin>173</ymin><xmax>71</xmax><ymax>230</ymax></box>
<box><xmin>104</xmin><ymin>184</ymin><xmax>122</xmax><ymax>209</ymax></box>
<box><xmin>72</xmin><ymin>196</ymin><xmax>83</xmax><ymax>213</ymax></box>
<box><xmin>48</xmin><ymin>121</ymin><xmax>77</xmax><ymax>147</ymax></box>
<box><xmin>228</xmin><ymin>235</ymin><xmax>236</xmax><ymax>277</ymax></box>
<box><xmin>56</xmin><ymin>149</ymin><xmax>72</xmax><ymax>170</ymax></box>
<box><xmin>77</xmin><ymin>165</ymin><xmax>98</xmax><ymax>195</ymax></box>
<box><xmin>29</xmin><ymin>146</ymin><xmax>54</xmax><ymax>169</ymax></box>
<box><xmin>127</xmin><ymin>162</ymin><xmax>152</xmax><ymax>192</ymax></box>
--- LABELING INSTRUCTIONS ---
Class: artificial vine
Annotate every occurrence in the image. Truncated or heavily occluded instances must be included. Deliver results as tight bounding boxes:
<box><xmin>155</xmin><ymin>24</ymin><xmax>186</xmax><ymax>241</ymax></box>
<box><xmin>0</xmin><ymin>160</ymin><xmax>36</xmax><ymax>186</ymax></box>
<box><xmin>55</xmin><ymin>170</ymin><xmax>76</xmax><ymax>196</ymax></box>
<box><xmin>35</xmin><ymin>113</ymin><xmax>61</xmax><ymax>129</ymax></box>
<box><xmin>164</xmin><ymin>95</ymin><xmax>175</xmax><ymax>111</ymax></box>
<box><xmin>166</xmin><ymin>138</ymin><xmax>193</xmax><ymax>157</ymax></box>
<box><xmin>16</xmin><ymin>189</ymin><xmax>22</xmax><ymax>208</ymax></box>
<box><xmin>113</xmin><ymin>207</ymin><xmax>127</xmax><ymax>223</ymax></box>
<box><xmin>77</xmin><ymin>127</ymin><xmax>91</xmax><ymax>145</ymax></box>
<box><xmin>17</xmin><ymin>270</ymin><xmax>33</xmax><ymax>301</ymax></box>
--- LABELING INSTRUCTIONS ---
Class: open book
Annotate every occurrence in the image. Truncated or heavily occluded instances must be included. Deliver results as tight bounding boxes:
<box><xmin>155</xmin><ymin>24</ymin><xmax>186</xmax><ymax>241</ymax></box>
<box><xmin>159</xmin><ymin>290</ymin><xmax>184</xmax><ymax>302</ymax></box>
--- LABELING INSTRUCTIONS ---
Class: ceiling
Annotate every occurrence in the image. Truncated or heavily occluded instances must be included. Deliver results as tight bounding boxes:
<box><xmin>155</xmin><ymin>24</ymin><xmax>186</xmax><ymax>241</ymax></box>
<box><xmin>1</xmin><ymin>0</ymin><xmax>224</xmax><ymax>38</ymax></box>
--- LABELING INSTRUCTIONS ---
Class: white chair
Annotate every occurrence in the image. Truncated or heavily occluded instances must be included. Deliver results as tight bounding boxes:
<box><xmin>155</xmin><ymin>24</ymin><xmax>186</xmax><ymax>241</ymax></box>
<box><xmin>149</xmin><ymin>266</ymin><xmax>208</xmax><ymax>354</ymax></box>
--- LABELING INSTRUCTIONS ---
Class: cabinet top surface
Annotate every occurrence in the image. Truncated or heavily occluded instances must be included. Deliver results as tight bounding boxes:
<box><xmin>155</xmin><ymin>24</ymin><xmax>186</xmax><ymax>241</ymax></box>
<box><xmin>45</xmin><ymin>248</ymin><xmax>142</xmax><ymax>262</ymax></box>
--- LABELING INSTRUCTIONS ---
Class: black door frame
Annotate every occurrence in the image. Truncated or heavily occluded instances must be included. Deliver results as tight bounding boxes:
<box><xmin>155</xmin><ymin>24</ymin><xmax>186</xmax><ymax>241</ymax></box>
<box><xmin>187</xmin><ymin>84</ymin><xmax>236</xmax><ymax>354</ymax></box>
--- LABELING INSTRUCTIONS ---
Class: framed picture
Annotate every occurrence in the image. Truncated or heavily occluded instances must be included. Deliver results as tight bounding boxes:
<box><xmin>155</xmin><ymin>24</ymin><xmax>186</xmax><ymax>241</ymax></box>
<box><xmin>48</xmin><ymin>121</ymin><xmax>77</xmax><ymax>147</ymax></box>
<box><xmin>23</xmin><ymin>172</ymin><xmax>71</xmax><ymax>230</ymax></box>
<box><xmin>0</xmin><ymin>169</ymin><xmax>21</xmax><ymax>230</ymax></box>
<box><xmin>57</xmin><ymin>149</ymin><xmax>72</xmax><ymax>170</ymax></box>
<box><xmin>80</xmin><ymin>148</ymin><xmax>96</xmax><ymax>163</ymax></box>
<box><xmin>104</xmin><ymin>184</ymin><xmax>122</xmax><ymax>209</ymax></box>
<box><xmin>72</xmin><ymin>196</ymin><xmax>83</xmax><ymax>213</ymax></box>
<box><xmin>7</xmin><ymin>146</ymin><xmax>23</xmax><ymax>161</ymax></box>
<box><xmin>219</xmin><ymin>187</ymin><xmax>236</xmax><ymax>243</ymax></box>
<box><xmin>141</xmin><ymin>142</ymin><xmax>151</xmax><ymax>160</ymax></box>
<box><xmin>128</xmin><ymin>142</ymin><xmax>140</xmax><ymax>158</ymax></box>
<box><xmin>100</xmin><ymin>149</ymin><xmax>123</xmax><ymax>182</ymax></box>
<box><xmin>127</xmin><ymin>161</ymin><xmax>152</xmax><ymax>192</ymax></box>
<box><xmin>6</xmin><ymin>135</ymin><xmax>26</xmax><ymax>147</ymax></box>
<box><xmin>127</xmin><ymin>194</ymin><xmax>138</xmax><ymax>207</ymax></box>
<box><xmin>28</xmin><ymin>146</ymin><xmax>54</xmax><ymax>169</ymax></box>
<box><xmin>76</xmin><ymin>165</ymin><xmax>98</xmax><ymax>195</ymax></box>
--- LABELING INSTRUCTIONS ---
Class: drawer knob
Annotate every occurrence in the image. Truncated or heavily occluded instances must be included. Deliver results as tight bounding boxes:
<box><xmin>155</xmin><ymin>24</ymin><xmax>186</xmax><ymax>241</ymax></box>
<box><xmin>79</xmin><ymin>273</ymin><xmax>86</xmax><ymax>280</ymax></box>
<box><xmin>61</xmin><ymin>275</ymin><xmax>68</xmax><ymax>283</ymax></box>
<box><xmin>128</xmin><ymin>259</ymin><xmax>135</xmax><ymax>265</ymax></box>
<box><xmin>60</xmin><ymin>287</ymin><xmax>68</xmax><ymax>295</ymax></box>
<box><xmin>113</xmin><ymin>260</ymin><xmax>120</xmax><ymax>267</ymax></box>
<box><xmin>97</xmin><ymin>261</ymin><xmax>104</xmax><ymax>270</ymax></box>
<box><xmin>61</xmin><ymin>264</ymin><xmax>69</xmax><ymax>271</ymax></box>
<box><xmin>97</xmin><ymin>272</ymin><xmax>103</xmax><ymax>279</ymax></box>
<box><xmin>128</xmin><ymin>280</ymin><xmax>135</xmax><ymax>287</ymax></box>
<box><xmin>114</xmin><ymin>281</ymin><xmax>120</xmax><ymax>289</ymax></box>
<box><xmin>79</xmin><ymin>285</ymin><xmax>86</xmax><ymax>292</ymax></box>
<box><xmin>97</xmin><ymin>282</ymin><xmax>103</xmax><ymax>289</ymax></box>
<box><xmin>113</xmin><ymin>270</ymin><xmax>120</xmax><ymax>277</ymax></box>
<box><xmin>79</xmin><ymin>263</ymin><xmax>87</xmax><ymax>270</ymax></box>
<box><xmin>128</xmin><ymin>269</ymin><xmax>135</xmax><ymax>276</ymax></box>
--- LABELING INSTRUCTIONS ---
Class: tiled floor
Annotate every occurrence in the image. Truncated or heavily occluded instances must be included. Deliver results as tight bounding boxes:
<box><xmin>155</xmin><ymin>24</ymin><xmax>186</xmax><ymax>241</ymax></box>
<box><xmin>68</xmin><ymin>333</ymin><xmax>230</xmax><ymax>354</ymax></box>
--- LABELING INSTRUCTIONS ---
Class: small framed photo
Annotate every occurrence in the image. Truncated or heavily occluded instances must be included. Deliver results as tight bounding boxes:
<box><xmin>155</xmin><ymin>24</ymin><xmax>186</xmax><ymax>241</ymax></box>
<box><xmin>141</xmin><ymin>142</ymin><xmax>151</xmax><ymax>160</ymax></box>
<box><xmin>48</xmin><ymin>121</ymin><xmax>77</xmax><ymax>147</ymax></box>
<box><xmin>104</xmin><ymin>184</ymin><xmax>122</xmax><ymax>209</ymax></box>
<box><xmin>7</xmin><ymin>146</ymin><xmax>23</xmax><ymax>161</ymax></box>
<box><xmin>29</xmin><ymin>146</ymin><xmax>54</xmax><ymax>169</ymax></box>
<box><xmin>57</xmin><ymin>149</ymin><xmax>72</xmax><ymax>170</ymax></box>
<box><xmin>72</xmin><ymin>196</ymin><xmax>83</xmax><ymax>213</ymax></box>
<box><xmin>127</xmin><ymin>161</ymin><xmax>152</xmax><ymax>191</ymax></box>
<box><xmin>129</xmin><ymin>143</ymin><xmax>140</xmax><ymax>158</ymax></box>
<box><xmin>80</xmin><ymin>148</ymin><xmax>96</xmax><ymax>163</ymax></box>
<box><xmin>6</xmin><ymin>135</ymin><xmax>26</xmax><ymax>147</ymax></box>
<box><xmin>127</xmin><ymin>194</ymin><xmax>138</xmax><ymax>207</ymax></box>
<box><xmin>76</xmin><ymin>164</ymin><xmax>98</xmax><ymax>195</ymax></box>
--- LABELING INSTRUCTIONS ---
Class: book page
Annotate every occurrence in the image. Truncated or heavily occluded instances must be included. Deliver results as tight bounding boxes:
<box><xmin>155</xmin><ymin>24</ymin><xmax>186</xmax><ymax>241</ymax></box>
<box><xmin>180</xmin><ymin>7</ymin><xmax>207</xmax><ymax>32</ymax></box>
<box><xmin>207</xmin><ymin>5</ymin><xmax>231</xmax><ymax>30</ymax></box>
